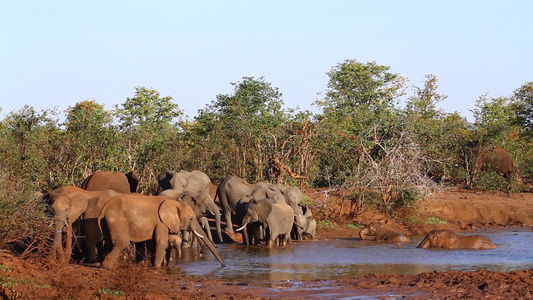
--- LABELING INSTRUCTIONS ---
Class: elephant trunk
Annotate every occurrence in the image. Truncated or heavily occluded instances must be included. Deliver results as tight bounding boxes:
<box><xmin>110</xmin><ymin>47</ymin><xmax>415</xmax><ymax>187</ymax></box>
<box><xmin>416</xmin><ymin>235</ymin><xmax>430</xmax><ymax>248</ymax></box>
<box><xmin>190</xmin><ymin>221</ymin><xmax>225</xmax><ymax>267</ymax></box>
<box><xmin>207</xmin><ymin>202</ymin><xmax>223</xmax><ymax>243</ymax></box>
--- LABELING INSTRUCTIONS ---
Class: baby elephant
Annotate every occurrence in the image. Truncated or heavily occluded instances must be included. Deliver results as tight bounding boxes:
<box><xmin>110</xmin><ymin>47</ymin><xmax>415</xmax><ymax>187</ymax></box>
<box><xmin>417</xmin><ymin>230</ymin><xmax>497</xmax><ymax>249</ymax></box>
<box><xmin>359</xmin><ymin>221</ymin><xmax>410</xmax><ymax>243</ymax></box>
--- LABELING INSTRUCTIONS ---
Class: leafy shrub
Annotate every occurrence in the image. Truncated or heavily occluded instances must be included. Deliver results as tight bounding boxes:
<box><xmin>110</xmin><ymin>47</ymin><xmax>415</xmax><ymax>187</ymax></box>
<box><xmin>0</xmin><ymin>179</ymin><xmax>51</xmax><ymax>249</ymax></box>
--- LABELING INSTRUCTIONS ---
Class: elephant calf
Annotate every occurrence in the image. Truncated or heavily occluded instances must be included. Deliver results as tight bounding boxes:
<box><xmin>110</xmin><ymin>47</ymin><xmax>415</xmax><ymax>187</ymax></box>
<box><xmin>359</xmin><ymin>221</ymin><xmax>410</xmax><ymax>243</ymax></box>
<box><xmin>417</xmin><ymin>230</ymin><xmax>497</xmax><ymax>249</ymax></box>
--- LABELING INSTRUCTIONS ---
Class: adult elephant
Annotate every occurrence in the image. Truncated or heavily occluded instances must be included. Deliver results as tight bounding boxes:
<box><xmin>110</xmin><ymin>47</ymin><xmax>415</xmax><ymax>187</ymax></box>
<box><xmin>359</xmin><ymin>221</ymin><xmax>410</xmax><ymax>243</ymax></box>
<box><xmin>476</xmin><ymin>147</ymin><xmax>514</xmax><ymax>181</ymax></box>
<box><xmin>215</xmin><ymin>175</ymin><xmax>266</xmax><ymax>234</ymax></box>
<box><xmin>237</xmin><ymin>198</ymin><xmax>294</xmax><ymax>247</ymax></box>
<box><xmin>158</xmin><ymin>170</ymin><xmax>221</xmax><ymax>242</ymax></box>
<box><xmin>98</xmin><ymin>194</ymin><xmax>225</xmax><ymax>268</ymax></box>
<box><xmin>417</xmin><ymin>230</ymin><xmax>497</xmax><ymax>249</ymax></box>
<box><xmin>159</xmin><ymin>189</ymin><xmax>222</xmax><ymax>245</ymax></box>
<box><xmin>158</xmin><ymin>170</ymin><xmax>211</xmax><ymax>194</ymax></box>
<box><xmin>81</xmin><ymin>170</ymin><xmax>139</xmax><ymax>193</ymax></box>
<box><xmin>46</xmin><ymin>186</ymin><xmax>121</xmax><ymax>263</ymax></box>
<box><xmin>270</xmin><ymin>184</ymin><xmax>306</xmax><ymax>240</ymax></box>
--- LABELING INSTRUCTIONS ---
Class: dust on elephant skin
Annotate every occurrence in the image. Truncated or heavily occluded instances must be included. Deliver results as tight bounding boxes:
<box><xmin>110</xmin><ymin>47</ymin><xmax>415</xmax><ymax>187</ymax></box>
<box><xmin>417</xmin><ymin>230</ymin><xmax>497</xmax><ymax>249</ymax></box>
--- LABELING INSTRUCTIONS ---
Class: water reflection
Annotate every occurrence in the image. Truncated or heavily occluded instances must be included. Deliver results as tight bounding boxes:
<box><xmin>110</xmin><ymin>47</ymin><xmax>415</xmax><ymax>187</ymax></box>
<box><xmin>167</xmin><ymin>229</ymin><xmax>533</xmax><ymax>282</ymax></box>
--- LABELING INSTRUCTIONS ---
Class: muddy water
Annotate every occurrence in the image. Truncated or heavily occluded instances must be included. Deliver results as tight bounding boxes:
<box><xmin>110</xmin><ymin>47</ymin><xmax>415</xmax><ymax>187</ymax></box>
<box><xmin>168</xmin><ymin>229</ymin><xmax>533</xmax><ymax>282</ymax></box>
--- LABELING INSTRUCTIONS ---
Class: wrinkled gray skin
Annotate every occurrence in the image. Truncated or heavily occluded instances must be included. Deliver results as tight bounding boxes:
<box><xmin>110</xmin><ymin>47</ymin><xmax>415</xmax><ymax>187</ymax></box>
<box><xmin>98</xmin><ymin>194</ymin><xmax>225</xmax><ymax>268</ymax></box>
<box><xmin>215</xmin><ymin>175</ymin><xmax>267</xmax><ymax>235</ymax></box>
<box><xmin>251</xmin><ymin>187</ymin><xmax>286</xmax><ymax>204</ymax></box>
<box><xmin>238</xmin><ymin>198</ymin><xmax>294</xmax><ymax>247</ymax></box>
<box><xmin>159</xmin><ymin>189</ymin><xmax>221</xmax><ymax>246</ymax></box>
<box><xmin>158</xmin><ymin>170</ymin><xmax>222</xmax><ymax>242</ymax></box>
<box><xmin>46</xmin><ymin>186</ymin><xmax>121</xmax><ymax>263</ymax></box>
<box><xmin>269</xmin><ymin>185</ymin><xmax>306</xmax><ymax>240</ymax></box>
<box><xmin>359</xmin><ymin>221</ymin><xmax>410</xmax><ymax>243</ymax></box>
<box><xmin>417</xmin><ymin>230</ymin><xmax>497</xmax><ymax>249</ymax></box>
<box><xmin>158</xmin><ymin>170</ymin><xmax>211</xmax><ymax>194</ymax></box>
<box><xmin>293</xmin><ymin>205</ymin><xmax>316</xmax><ymax>240</ymax></box>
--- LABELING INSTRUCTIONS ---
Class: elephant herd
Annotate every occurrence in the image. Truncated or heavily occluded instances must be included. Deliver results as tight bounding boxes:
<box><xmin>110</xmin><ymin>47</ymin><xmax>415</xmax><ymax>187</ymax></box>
<box><xmin>46</xmin><ymin>170</ymin><xmax>317</xmax><ymax>268</ymax></box>
<box><xmin>46</xmin><ymin>170</ymin><xmax>498</xmax><ymax>270</ymax></box>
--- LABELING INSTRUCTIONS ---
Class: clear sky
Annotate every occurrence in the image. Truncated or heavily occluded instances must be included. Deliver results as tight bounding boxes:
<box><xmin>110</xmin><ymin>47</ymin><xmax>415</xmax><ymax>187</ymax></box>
<box><xmin>1</xmin><ymin>1</ymin><xmax>531</xmax><ymax>121</ymax></box>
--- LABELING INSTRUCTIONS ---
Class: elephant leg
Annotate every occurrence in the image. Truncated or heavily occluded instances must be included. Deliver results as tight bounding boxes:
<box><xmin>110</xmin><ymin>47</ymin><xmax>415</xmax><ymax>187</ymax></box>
<box><xmin>267</xmin><ymin>228</ymin><xmax>278</xmax><ymax>247</ymax></box>
<box><xmin>224</xmin><ymin>210</ymin><xmax>234</xmax><ymax>233</ymax></box>
<box><xmin>52</xmin><ymin>222</ymin><xmax>64</xmax><ymax>261</ymax></box>
<box><xmin>84</xmin><ymin>219</ymin><xmax>100</xmax><ymax>263</ymax></box>
<box><xmin>62</xmin><ymin>223</ymin><xmax>74</xmax><ymax>263</ymax></box>
<box><xmin>102</xmin><ymin>240</ymin><xmax>129</xmax><ymax>268</ymax></box>
<box><xmin>154</xmin><ymin>241</ymin><xmax>169</xmax><ymax>268</ymax></box>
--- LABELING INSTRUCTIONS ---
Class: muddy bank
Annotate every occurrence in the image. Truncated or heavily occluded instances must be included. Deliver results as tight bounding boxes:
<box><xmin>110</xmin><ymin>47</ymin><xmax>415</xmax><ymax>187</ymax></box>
<box><xmin>1</xmin><ymin>249</ymin><xmax>532</xmax><ymax>299</ymax></box>
<box><xmin>1</xmin><ymin>189</ymin><xmax>533</xmax><ymax>299</ymax></box>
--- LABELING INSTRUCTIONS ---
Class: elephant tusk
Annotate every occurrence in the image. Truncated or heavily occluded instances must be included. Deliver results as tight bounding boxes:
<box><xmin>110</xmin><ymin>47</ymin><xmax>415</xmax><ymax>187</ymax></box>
<box><xmin>236</xmin><ymin>223</ymin><xmax>248</xmax><ymax>232</ymax></box>
<box><xmin>192</xmin><ymin>230</ymin><xmax>204</xmax><ymax>239</ymax></box>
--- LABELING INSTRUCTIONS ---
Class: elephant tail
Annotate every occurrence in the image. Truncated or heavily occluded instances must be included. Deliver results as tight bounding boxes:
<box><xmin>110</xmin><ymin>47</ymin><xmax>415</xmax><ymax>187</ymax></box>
<box><xmin>97</xmin><ymin>199</ymin><xmax>113</xmax><ymax>237</ymax></box>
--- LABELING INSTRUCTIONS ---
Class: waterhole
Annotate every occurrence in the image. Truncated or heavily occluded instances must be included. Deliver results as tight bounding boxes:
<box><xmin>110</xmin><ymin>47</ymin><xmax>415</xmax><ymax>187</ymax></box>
<box><xmin>167</xmin><ymin>229</ymin><xmax>533</xmax><ymax>282</ymax></box>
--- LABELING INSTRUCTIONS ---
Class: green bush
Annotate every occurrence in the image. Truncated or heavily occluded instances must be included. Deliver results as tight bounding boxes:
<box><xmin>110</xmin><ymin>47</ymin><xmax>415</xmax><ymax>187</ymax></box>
<box><xmin>0</xmin><ymin>180</ymin><xmax>51</xmax><ymax>249</ymax></box>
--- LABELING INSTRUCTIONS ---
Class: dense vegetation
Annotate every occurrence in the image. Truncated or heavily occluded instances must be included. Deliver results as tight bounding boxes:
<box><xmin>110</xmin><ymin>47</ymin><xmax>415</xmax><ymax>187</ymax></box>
<box><xmin>1</xmin><ymin>59</ymin><xmax>532</xmax><ymax>247</ymax></box>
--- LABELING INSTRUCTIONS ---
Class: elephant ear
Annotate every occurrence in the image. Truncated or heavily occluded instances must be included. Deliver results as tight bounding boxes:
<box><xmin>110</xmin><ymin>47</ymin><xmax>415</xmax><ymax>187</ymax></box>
<box><xmin>159</xmin><ymin>199</ymin><xmax>182</xmax><ymax>234</ymax></box>
<box><xmin>255</xmin><ymin>199</ymin><xmax>273</xmax><ymax>223</ymax></box>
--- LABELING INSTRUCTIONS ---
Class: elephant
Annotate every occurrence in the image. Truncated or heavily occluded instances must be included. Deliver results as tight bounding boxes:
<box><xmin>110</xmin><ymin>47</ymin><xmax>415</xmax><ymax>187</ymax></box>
<box><xmin>46</xmin><ymin>186</ymin><xmax>121</xmax><ymax>263</ymax></box>
<box><xmin>269</xmin><ymin>184</ymin><xmax>307</xmax><ymax>240</ymax></box>
<box><xmin>159</xmin><ymin>189</ymin><xmax>222</xmax><ymax>245</ymax></box>
<box><xmin>476</xmin><ymin>147</ymin><xmax>514</xmax><ymax>181</ymax></box>
<box><xmin>359</xmin><ymin>221</ymin><xmax>410</xmax><ymax>243</ymax></box>
<box><xmin>158</xmin><ymin>170</ymin><xmax>211</xmax><ymax>194</ymax></box>
<box><xmin>98</xmin><ymin>194</ymin><xmax>225</xmax><ymax>268</ymax></box>
<box><xmin>165</xmin><ymin>232</ymin><xmax>182</xmax><ymax>266</ymax></box>
<box><xmin>215</xmin><ymin>175</ymin><xmax>268</xmax><ymax>234</ymax></box>
<box><xmin>417</xmin><ymin>230</ymin><xmax>497</xmax><ymax>249</ymax></box>
<box><xmin>293</xmin><ymin>204</ymin><xmax>316</xmax><ymax>240</ymax></box>
<box><xmin>81</xmin><ymin>170</ymin><xmax>139</xmax><ymax>193</ymax></box>
<box><xmin>237</xmin><ymin>198</ymin><xmax>294</xmax><ymax>247</ymax></box>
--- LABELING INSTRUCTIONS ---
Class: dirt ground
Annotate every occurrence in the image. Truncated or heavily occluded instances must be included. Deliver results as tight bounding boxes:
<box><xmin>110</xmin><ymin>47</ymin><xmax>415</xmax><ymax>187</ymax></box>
<box><xmin>1</xmin><ymin>188</ymin><xmax>532</xmax><ymax>299</ymax></box>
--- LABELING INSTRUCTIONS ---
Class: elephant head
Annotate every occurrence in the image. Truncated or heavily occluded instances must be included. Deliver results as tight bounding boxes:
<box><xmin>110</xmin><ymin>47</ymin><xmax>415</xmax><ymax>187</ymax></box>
<box><xmin>359</xmin><ymin>221</ymin><xmax>409</xmax><ymax>243</ymax></box>
<box><xmin>159</xmin><ymin>189</ymin><xmax>223</xmax><ymax>244</ymax></box>
<box><xmin>159</xmin><ymin>199</ymin><xmax>224</xmax><ymax>266</ymax></box>
<box><xmin>237</xmin><ymin>198</ymin><xmax>273</xmax><ymax>231</ymax></box>
<box><xmin>359</xmin><ymin>221</ymin><xmax>384</xmax><ymax>240</ymax></box>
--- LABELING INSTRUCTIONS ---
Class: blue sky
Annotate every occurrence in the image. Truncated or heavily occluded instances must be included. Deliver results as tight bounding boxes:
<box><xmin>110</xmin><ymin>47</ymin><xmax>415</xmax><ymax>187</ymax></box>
<box><xmin>1</xmin><ymin>1</ymin><xmax>531</xmax><ymax>121</ymax></box>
